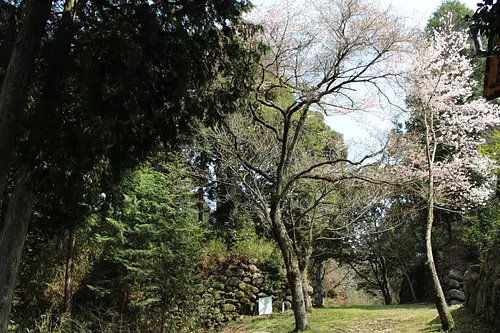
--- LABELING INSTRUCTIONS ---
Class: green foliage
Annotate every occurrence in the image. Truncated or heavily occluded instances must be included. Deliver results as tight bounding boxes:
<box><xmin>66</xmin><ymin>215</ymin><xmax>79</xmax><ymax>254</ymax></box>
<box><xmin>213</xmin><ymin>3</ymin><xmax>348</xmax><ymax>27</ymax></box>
<box><xmin>427</xmin><ymin>0</ymin><xmax>474</xmax><ymax>32</ymax></box>
<box><xmin>478</xmin><ymin>129</ymin><xmax>500</xmax><ymax>162</ymax></box>
<box><xmin>90</xmin><ymin>159</ymin><xmax>203</xmax><ymax>330</ymax></box>
<box><xmin>461</xmin><ymin>203</ymin><xmax>500</xmax><ymax>255</ymax></box>
<box><xmin>9</xmin><ymin>157</ymin><xmax>208</xmax><ymax>332</ymax></box>
<box><xmin>233</xmin><ymin>236</ymin><xmax>284</xmax><ymax>272</ymax></box>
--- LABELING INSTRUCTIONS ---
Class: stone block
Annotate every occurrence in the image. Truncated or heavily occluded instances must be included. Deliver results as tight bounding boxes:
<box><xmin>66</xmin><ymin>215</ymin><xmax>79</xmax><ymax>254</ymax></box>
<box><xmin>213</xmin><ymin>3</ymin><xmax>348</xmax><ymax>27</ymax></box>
<box><xmin>238</xmin><ymin>282</ymin><xmax>251</xmax><ymax>291</ymax></box>
<box><xmin>446</xmin><ymin>289</ymin><xmax>465</xmax><ymax>302</ymax></box>
<box><xmin>448</xmin><ymin>279</ymin><xmax>460</xmax><ymax>289</ymax></box>
<box><xmin>223</xmin><ymin>304</ymin><xmax>236</xmax><ymax>312</ymax></box>
<box><xmin>248</xmin><ymin>264</ymin><xmax>259</xmax><ymax>272</ymax></box>
<box><xmin>448</xmin><ymin>269</ymin><xmax>464</xmax><ymax>282</ymax></box>
<box><xmin>240</xmin><ymin>297</ymin><xmax>251</xmax><ymax>305</ymax></box>
<box><xmin>227</xmin><ymin>277</ymin><xmax>241</xmax><ymax>286</ymax></box>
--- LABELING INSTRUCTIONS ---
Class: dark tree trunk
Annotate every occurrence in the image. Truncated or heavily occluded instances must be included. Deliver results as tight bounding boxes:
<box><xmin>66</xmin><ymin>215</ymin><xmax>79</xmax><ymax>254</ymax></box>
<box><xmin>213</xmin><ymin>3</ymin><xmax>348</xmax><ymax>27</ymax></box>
<box><xmin>0</xmin><ymin>0</ymin><xmax>52</xmax><ymax>195</ymax></box>
<box><xmin>0</xmin><ymin>166</ymin><xmax>36</xmax><ymax>333</ymax></box>
<box><xmin>287</xmin><ymin>261</ymin><xmax>308</xmax><ymax>332</ymax></box>
<box><xmin>271</xmin><ymin>209</ymin><xmax>308</xmax><ymax>331</ymax></box>
<box><xmin>381</xmin><ymin>284</ymin><xmax>392</xmax><ymax>305</ymax></box>
<box><xmin>311</xmin><ymin>260</ymin><xmax>325</xmax><ymax>308</ymax></box>
<box><xmin>379</xmin><ymin>255</ymin><xmax>393</xmax><ymax>305</ymax></box>
<box><xmin>159</xmin><ymin>310</ymin><xmax>167</xmax><ymax>333</ymax></box>
<box><xmin>63</xmin><ymin>226</ymin><xmax>77</xmax><ymax>315</ymax></box>
<box><xmin>400</xmin><ymin>261</ymin><xmax>418</xmax><ymax>303</ymax></box>
<box><xmin>197</xmin><ymin>188</ymin><xmax>204</xmax><ymax>223</ymax></box>
<box><xmin>0</xmin><ymin>173</ymin><xmax>7</xmax><ymax>205</ymax></box>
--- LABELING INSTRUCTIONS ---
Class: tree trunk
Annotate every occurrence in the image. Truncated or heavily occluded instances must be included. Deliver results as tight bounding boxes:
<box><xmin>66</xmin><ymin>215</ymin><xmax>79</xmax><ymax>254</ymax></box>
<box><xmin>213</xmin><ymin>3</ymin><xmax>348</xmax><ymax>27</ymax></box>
<box><xmin>197</xmin><ymin>188</ymin><xmax>204</xmax><ymax>223</ymax></box>
<box><xmin>298</xmin><ymin>250</ymin><xmax>312</xmax><ymax>312</ymax></box>
<box><xmin>379</xmin><ymin>255</ymin><xmax>393</xmax><ymax>305</ymax></box>
<box><xmin>424</xmin><ymin>112</ymin><xmax>454</xmax><ymax>331</ymax></box>
<box><xmin>425</xmin><ymin>204</ymin><xmax>454</xmax><ymax>331</ymax></box>
<box><xmin>63</xmin><ymin>226</ymin><xmax>77</xmax><ymax>315</ymax></box>
<box><xmin>0</xmin><ymin>0</ymin><xmax>52</xmax><ymax>194</ymax></box>
<box><xmin>381</xmin><ymin>283</ymin><xmax>392</xmax><ymax>305</ymax></box>
<box><xmin>159</xmin><ymin>310</ymin><xmax>167</xmax><ymax>333</ymax></box>
<box><xmin>301</xmin><ymin>277</ymin><xmax>312</xmax><ymax>312</ymax></box>
<box><xmin>311</xmin><ymin>260</ymin><xmax>325</xmax><ymax>308</ymax></box>
<box><xmin>271</xmin><ymin>210</ymin><xmax>308</xmax><ymax>331</ymax></box>
<box><xmin>0</xmin><ymin>166</ymin><xmax>36</xmax><ymax>333</ymax></box>
<box><xmin>287</xmin><ymin>262</ymin><xmax>308</xmax><ymax>332</ymax></box>
<box><xmin>0</xmin><ymin>175</ymin><xmax>7</xmax><ymax>205</ymax></box>
<box><xmin>400</xmin><ymin>261</ymin><xmax>418</xmax><ymax>303</ymax></box>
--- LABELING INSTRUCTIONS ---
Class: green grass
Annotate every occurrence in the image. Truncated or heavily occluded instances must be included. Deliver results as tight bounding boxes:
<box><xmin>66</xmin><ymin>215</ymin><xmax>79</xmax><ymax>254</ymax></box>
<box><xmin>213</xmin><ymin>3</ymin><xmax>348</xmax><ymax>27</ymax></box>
<box><xmin>219</xmin><ymin>304</ymin><xmax>497</xmax><ymax>333</ymax></box>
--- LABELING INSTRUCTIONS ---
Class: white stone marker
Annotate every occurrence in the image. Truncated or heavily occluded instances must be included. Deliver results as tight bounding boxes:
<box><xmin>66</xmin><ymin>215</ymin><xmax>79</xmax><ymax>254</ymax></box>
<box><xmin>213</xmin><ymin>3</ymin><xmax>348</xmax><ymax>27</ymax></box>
<box><xmin>258</xmin><ymin>296</ymin><xmax>272</xmax><ymax>315</ymax></box>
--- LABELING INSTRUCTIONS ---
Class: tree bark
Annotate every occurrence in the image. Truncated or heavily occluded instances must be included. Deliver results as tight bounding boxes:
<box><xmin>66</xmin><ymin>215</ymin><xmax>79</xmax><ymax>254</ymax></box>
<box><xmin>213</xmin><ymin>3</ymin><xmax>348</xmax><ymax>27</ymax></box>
<box><xmin>197</xmin><ymin>187</ymin><xmax>204</xmax><ymax>223</ymax></box>
<box><xmin>424</xmin><ymin>112</ymin><xmax>454</xmax><ymax>331</ymax></box>
<box><xmin>400</xmin><ymin>261</ymin><xmax>418</xmax><ymax>303</ymax></box>
<box><xmin>63</xmin><ymin>226</ymin><xmax>77</xmax><ymax>315</ymax></box>
<box><xmin>298</xmin><ymin>248</ymin><xmax>312</xmax><ymax>312</ymax></box>
<box><xmin>311</xmin><ymin>260</ymin><xmax>325</xmax><ymax>308</ymax></box>
<box><xmin>301</xmin><ymin>277</ymin><xmax>313</xmax><ymax>312</ymax></box>
<box><xmin>425</xmin><ymin>201</ymin><xmax>454</xmax><ymax>331</ymax></box>
<box><xmin>0</xmin><ymin>166</ymin><xmax>36</xmax><ymax>333</ymax></box>
<box><xmin>379</xmin><ymin>255</ymin><xmax>393</xmax><ymax>305</ymax></box>
<box><xmin>159</xmin><ymin>309</ymin><xmax>167</xmax><ymax>333</ymax></box>
<box><xmin>271</xmin><ymin>209</ymin><xmax>308</xmax><ymax>331</ymax></box>
<box><xmin>0</xmin><ymin>0</ymin><xmax>52</xmax><ymax>196</ymax></box>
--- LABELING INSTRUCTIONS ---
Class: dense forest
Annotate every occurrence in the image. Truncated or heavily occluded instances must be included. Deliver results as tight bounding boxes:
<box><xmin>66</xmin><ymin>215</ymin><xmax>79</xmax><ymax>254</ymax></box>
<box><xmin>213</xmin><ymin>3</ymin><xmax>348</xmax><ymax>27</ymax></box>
<box><xmin>1</xmin><ymin>0</ymin><xmax>500</xmax><ymax>332</ymax></box>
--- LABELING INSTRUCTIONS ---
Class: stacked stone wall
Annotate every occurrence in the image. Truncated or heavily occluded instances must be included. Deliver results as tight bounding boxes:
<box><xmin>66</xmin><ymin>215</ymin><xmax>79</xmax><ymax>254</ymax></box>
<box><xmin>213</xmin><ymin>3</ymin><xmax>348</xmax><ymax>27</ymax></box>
<box><xmin>464</xmin><ymin>237</ymin><xmax>500</xmax><ymax>328</ymax></box>
<box><xmin>197</xmin><ymin>254</ymin><xmax>290</xmax><ymax>330</ymax></box>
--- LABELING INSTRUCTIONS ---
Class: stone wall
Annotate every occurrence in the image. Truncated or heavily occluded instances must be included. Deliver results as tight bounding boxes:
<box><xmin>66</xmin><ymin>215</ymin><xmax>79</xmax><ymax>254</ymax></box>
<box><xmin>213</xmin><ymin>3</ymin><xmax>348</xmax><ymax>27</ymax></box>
<box><xmin>442</xmin><ymin>269</ymin><xmax>466</xmax><ymax>304</ymax></box>
<box><xmin>464</xmin><ymin>237</ymin><xmax>500</xmax><ymax>328</ymax></box>
<box><xmin>400</xmin><ymin>241</ymin><xmax>470</xmax><ymax>305</ymax></box>
<box><xmin>197</xmin><ymin>254</ymin><xmax>290</xmax><ymax>330</ymax></box>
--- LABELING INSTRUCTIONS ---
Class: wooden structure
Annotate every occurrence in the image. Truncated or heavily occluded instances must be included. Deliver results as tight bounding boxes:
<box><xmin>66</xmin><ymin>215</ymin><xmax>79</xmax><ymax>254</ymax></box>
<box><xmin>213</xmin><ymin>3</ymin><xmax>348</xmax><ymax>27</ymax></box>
<box><xmin>484</xmin><ymin>38</ymin><xmax>500</xmax><ymax>100</ymax></box>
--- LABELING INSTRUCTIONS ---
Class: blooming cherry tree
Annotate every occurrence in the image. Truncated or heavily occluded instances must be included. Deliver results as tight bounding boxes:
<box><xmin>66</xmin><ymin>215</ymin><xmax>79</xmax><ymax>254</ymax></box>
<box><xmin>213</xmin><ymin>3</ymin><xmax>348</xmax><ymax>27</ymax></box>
<box><xmin>390</xmin><ymin>25</ymin><xmax>500</xmax><ymax>331</ymax></box>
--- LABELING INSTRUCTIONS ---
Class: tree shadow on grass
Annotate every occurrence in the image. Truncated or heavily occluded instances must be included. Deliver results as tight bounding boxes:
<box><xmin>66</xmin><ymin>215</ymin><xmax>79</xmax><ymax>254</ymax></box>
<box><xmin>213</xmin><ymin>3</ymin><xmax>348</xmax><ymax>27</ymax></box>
<box><xmin>422</xmin><ymin>306</ymin><xmax>497</xmax><ymax>333</ymax></box>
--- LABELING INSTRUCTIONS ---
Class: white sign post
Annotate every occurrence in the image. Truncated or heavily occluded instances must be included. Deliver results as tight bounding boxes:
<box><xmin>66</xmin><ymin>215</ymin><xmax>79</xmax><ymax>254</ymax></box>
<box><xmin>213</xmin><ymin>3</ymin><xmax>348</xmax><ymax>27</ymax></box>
<box><xmin>258</xmin><ymin>296</ymin><xmax>272</xmax><ymax>315</ymax></box>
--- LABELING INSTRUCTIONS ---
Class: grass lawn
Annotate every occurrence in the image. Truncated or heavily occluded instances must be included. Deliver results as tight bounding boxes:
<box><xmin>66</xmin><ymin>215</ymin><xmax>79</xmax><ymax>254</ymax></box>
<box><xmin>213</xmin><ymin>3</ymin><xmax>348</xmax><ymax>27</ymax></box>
<box><xmin>218</xmin><ymin>304</ymin><xmax>498</xmax><ymax>333</ymax></box>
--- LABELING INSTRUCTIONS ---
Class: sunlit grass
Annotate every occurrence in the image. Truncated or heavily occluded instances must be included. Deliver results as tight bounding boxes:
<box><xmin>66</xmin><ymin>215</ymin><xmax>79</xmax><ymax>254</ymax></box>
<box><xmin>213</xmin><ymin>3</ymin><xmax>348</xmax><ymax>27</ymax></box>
<box><xmin>219</xmin><ymin>304</ymin><xmax>497</xmax><ymax>333</ymax></box>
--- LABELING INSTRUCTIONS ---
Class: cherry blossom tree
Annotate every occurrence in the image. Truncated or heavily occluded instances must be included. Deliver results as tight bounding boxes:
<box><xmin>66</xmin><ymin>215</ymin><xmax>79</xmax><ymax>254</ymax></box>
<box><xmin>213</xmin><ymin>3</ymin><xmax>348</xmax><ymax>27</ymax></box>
<box><xmin>390</xmin><ymin>25</ymin><xmax>500</xmax><ymax>331</ymax></box>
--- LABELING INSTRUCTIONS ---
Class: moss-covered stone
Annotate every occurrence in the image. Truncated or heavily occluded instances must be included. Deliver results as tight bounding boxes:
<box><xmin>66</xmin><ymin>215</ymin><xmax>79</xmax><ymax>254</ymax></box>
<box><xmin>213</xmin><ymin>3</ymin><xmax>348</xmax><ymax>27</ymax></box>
<box><xmin>235</xmin><ymin>291</ymin><xmax>245</xmax><ymax>299</ymax></box>
<box><xmin>238</xmin><ymin>282</ymin><xmax>251</xmax><ymax>291</ymax></box>
<box><xmin>223</xmin><ymin>304</ymin><xmax>236</xmax><ymax>312</ymax></box>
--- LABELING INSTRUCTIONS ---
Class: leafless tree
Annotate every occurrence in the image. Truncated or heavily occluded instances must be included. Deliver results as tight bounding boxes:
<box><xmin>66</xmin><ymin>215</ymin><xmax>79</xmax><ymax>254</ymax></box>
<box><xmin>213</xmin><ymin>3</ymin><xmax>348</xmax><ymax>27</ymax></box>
<box><xmin>209</xmin><ymin>1</ymin><xmax>413</xmax><ymax>329</ymax></box>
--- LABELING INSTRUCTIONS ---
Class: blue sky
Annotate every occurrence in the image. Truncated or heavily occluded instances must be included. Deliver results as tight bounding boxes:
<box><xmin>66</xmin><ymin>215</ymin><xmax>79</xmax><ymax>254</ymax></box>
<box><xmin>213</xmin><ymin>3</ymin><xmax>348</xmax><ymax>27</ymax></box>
<box><xmin>251</xmin><ymin>0</ymin><xmax>481</xmax><ymax>158</ymax></box>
